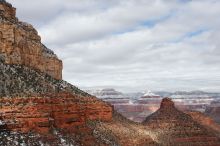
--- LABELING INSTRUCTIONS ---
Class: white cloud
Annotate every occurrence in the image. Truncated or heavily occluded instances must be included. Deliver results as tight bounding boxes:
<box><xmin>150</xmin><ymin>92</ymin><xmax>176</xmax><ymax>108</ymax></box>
<box><xmin>7</xmin><ymin>0</ymin><xmax>220</xmax><ymax>92</ymax></box>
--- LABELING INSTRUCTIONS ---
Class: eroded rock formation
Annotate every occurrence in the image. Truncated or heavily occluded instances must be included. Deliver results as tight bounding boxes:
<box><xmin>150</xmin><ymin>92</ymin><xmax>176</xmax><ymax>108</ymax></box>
<box><xmin>0</xmin><ymin>0</ymin><xmax>62</xmax><ymax>80</ymax></box>
<box><xmin>0</xmin><ymin>1</ymin><xmax>115</xmax><ymax>145</ymax></box>
<box><xmin>0</xmin><ymin>1</ymin><xmax>220</xmax><ymax>146</ymax></box>
<box><xmin>0</xmin><ymin>92</ymin><xmax>112</xmax><ymax>133</ymax></box>
<box><xmin>0</xmin><ymin>92</ymin><xmax>113</xmax><ymax>145</ymax></box>
<box><xmin>143</xmin><ymin>98</ymin><xmax>220</xmax><ymax>146</ymax></box>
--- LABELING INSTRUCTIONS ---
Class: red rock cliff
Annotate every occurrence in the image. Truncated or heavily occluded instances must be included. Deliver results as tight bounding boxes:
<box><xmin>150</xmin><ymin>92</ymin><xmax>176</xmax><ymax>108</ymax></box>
<box><xmin>0</xmin><ymin>1</ymin><xmax>113</xmax><ymax>145</ymax></box>
<box><xmin>0</xmin><ymin>1</ymin><xmax>62</xmax><ymax>79</ymax></box>
<box><xmin>0</xmin><ymin>93</ymin><xmax>113</xmax><ymax>134</ymax></box>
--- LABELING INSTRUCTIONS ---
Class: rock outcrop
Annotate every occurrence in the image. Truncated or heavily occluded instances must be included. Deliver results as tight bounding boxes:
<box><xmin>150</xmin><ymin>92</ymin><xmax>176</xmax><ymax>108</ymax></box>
<box><xmin>143</xmin><ymin>98</ymin><xmax>220</xmax><ymax>146</ymax></box>
<box><xmin>0</xmin><ymin>0</ymin><xmax>62</xmax><ymax>80</ymax></box>
<box><xmin>0</xmin><ymin>93</ymin><xmax>112</xmax><ymax>133</ymax></box>
<box><xmin>0</xmin><ymin>1</ymin><xmax>115</xmax><ymax>145</ymax></box>
<box><xmin>0</xmin><ymin>92</ymin><xmax>113</xmax><ymax>145</ymax></box>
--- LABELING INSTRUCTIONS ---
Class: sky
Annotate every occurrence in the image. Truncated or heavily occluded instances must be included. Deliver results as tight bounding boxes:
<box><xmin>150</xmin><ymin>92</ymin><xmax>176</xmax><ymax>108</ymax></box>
<box><xmin>7</xmin><ymin>0</ymin><xmax>220</xmax><ymax>92</ymax></box>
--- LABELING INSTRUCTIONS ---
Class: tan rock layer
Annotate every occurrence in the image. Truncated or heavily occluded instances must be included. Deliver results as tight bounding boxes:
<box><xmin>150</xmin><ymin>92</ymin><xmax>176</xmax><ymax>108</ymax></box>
<box><xmin>0</xmin><ymin>2</ymin><xmax>62</xmax><ymax>79</ymax></box>
<box><xmin>0</xmin><ymin>1</ymin><xmax>16</xmax><ymax>20</ymax></box>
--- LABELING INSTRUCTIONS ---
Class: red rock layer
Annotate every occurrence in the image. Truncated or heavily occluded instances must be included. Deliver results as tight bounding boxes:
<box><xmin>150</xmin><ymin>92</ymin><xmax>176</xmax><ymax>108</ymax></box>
<box><xmin>0</xmin><ymin>93</ymin><xmax>113</xmax><ymax>134</ymax></box>
<box><xmin>0</xmin><ymin>1</ymin><xmax>62</xmax><ymax>79</ymax></box>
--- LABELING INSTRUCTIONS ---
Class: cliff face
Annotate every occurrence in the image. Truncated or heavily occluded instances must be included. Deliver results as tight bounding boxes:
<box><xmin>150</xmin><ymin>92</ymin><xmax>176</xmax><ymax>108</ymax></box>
<box><xmin>0</xmin><ymin>1</ymin><xmax>114</xmax><ymax>145</ymax></box>
<box><xmin>0</xmin><ymin>59</ymin><xmax>115</xmax><ymax>145</ymax></box>
<box><xmin>0</xmin><ymin>93</ymin><xmax>112</xmax><ymax>133</ymax></box>
<box><xmin>0</xmin><ymin>0</ymin><xmax>62</xmax><ymax>80</ymax></box>
<box><xmin>0</xmin><ymin>93</ymin><xmax>113</xmax><ymax>145</ymax></box>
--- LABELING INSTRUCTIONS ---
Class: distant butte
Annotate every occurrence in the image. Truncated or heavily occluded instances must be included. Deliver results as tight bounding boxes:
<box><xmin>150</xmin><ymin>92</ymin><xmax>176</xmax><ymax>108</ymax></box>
<box><xmin>143</xmin><ymin>98</ymin><xmax>220</xmax><ymax>145</ymax></box>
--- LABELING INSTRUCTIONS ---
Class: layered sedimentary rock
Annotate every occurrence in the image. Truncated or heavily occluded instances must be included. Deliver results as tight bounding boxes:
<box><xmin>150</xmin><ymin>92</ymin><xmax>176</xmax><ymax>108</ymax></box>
<box><xmin>0</xmin><ymin>92</ymin><xmax>112</xmax><ymax>133</ymax></box>
<box><xmin>91</xmin><ymin>98</ymin><xmax>220</xmax><ymax>146</ymax></box>
<box><xmin>143</xmin><ymin>98</ymin><xmax>220</xmax><ymax>146</ymax></box>
<box><xmin>1</xmin><ymin>1</ymin><xmax>220</xmax><ymax>145</ymax></box>
<box><xmin>188</xmin><ymin>111</ymin><xmax>220</xmax><ymax>134</ymax></box>
<box><xmin>0</xmin><ymin>67</ymin><xmax>115</xmax><ymax>146</ymax></box>
<box><xmin>0</xmin><ymin>0</ymin><xmax>62</xmax><ymax>79</ymax></box>
<box><xmin>0</xmin><ymin>95</ymin><xmax>114</xmax><ymax>146</ymax></box>
<box><xmin>0</xmin><ymin>1</ymin><xmax>115</xmax><ymax>145</ymax></box>
<box><xmin>89</xmin><ymin>88</ymin><xmax>220</xmax><ymax>123</ymax></box>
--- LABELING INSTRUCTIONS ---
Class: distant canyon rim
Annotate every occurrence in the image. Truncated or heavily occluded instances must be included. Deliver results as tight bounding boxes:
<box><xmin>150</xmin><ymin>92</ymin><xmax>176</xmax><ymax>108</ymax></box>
<box><xmin>0</xmin><ymin>0</ymin><xmax>220</xmax><ymax>146</ymax></box>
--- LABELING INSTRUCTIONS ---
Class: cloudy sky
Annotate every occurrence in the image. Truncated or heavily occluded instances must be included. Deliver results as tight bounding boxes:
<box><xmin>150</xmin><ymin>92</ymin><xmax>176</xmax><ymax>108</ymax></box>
<box><xmin>8</xmin><ymin>0</ymin><xmax>220</xmax><ymax>92</ymax></box>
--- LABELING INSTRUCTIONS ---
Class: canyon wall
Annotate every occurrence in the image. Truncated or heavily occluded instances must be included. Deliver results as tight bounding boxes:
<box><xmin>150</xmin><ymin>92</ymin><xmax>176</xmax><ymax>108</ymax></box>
<box><xmin>0</xmin><ymin>93</ymin><xmax>113</xmax><ymax>134</ymax></box>
<box><xmin>0</xmin><ymin>1</ymin><xmax>62</xmax><ymax>79</ymax></box>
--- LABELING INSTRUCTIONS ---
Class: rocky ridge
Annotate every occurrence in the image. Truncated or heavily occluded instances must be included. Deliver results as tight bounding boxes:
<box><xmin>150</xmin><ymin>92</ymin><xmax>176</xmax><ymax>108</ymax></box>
<box><xmin>143</xmin><ymin>98</ymin><xmax>220</xmax><ymax>145</ymax></box>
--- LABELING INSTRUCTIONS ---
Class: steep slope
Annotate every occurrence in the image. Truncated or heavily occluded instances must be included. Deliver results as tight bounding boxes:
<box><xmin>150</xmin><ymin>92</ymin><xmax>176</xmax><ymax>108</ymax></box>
<box><xmin>0</xmin><ymin>57</ymin><xmax>88</xmax><ymax>97</ymax></box>
<box><xmin>143</xmin><ymin>98</ymin><xmax>220</xmax><ymax>146</ymax></box>
<box><xmin>187</xmin><ymin>111</ymin><xmax>220</xmax><ymax>136</ymax></box>
<box><xmin>90</xmin><ymin>111</ymin><xmax>159</xmax><ymax>146</ymax></box>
